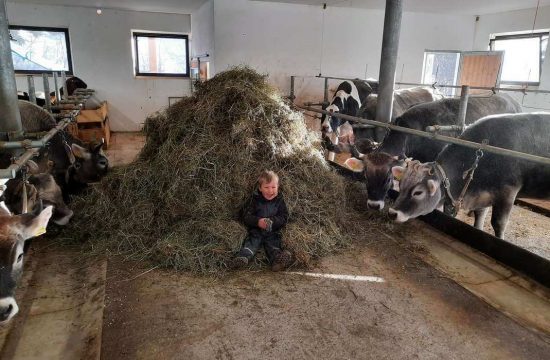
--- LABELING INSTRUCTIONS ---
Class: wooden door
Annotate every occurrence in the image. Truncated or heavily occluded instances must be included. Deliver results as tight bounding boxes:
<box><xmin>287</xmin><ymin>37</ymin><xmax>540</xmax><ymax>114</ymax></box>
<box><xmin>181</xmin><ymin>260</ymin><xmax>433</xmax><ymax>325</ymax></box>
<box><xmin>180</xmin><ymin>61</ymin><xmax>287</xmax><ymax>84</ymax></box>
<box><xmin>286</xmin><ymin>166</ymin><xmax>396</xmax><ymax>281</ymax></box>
<box><xmin>458</xmin><ymin>51</ymin><xmax>504</xmax><ymax>94</ymax></box>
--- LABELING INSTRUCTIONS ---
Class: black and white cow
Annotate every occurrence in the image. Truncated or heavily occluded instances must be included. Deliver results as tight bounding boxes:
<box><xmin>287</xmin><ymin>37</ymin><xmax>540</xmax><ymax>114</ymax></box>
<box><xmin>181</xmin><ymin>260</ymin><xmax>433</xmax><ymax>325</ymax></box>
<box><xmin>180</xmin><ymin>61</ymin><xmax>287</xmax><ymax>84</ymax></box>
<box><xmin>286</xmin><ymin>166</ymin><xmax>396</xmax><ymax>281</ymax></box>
<box><xmin>321</xmin><ymin>80</ymin><xmax>374</xmax><ymax>135</ymax></box>
<box><xmin>0</xmin><ymin>204</ymin><xmax>53</xmax><ymax>322</ymax></box>
<box><xmin>345</xmin><ymin>94</ymin><xmax>522</xmax><ymax>210</ymax></box>
<box><xmin>324</xmin><ymin>86</ymin><xmax>443</xmax><ymax>151</ymax></box>
<box><xmin>388</xmin><ymin>112</ymin><xmax>550</xmax><ymax>239</ymax></box>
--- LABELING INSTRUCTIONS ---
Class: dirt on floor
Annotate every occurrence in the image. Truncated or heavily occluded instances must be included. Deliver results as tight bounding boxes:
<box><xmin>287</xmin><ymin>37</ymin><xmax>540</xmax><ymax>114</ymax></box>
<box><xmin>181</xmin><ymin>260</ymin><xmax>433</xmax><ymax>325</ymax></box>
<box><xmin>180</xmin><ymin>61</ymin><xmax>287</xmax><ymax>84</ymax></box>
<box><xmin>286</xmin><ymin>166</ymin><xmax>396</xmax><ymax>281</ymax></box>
<box><xmin>456</xmin><ymin>204</ymin><xmax>550</xmax><ymax>260</ymax></box>
<box><xmin>101</xmin><ymin>219</ymin><xmax>550</xmax><ymax>360</ymax></box>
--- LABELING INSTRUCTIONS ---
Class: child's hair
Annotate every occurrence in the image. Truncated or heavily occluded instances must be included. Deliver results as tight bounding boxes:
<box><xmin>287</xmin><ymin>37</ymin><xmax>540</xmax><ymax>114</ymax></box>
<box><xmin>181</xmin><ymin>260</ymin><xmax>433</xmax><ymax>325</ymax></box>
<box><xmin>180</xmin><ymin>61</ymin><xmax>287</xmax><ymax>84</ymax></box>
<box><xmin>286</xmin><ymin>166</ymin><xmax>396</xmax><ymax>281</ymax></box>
<box><xmin>257</xmin><ymin>170</ymin><xmax>279</xmax><ymax>185</ymax></box>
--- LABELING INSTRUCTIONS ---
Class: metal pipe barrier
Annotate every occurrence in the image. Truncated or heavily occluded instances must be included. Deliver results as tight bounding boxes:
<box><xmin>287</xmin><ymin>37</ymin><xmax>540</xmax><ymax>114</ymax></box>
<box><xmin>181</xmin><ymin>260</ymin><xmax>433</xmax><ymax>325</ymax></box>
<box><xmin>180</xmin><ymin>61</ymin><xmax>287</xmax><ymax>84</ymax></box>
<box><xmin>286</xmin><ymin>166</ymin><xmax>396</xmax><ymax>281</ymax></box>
<box><xmin>42</xmin><ymin>73</ymin><xmax>52</xmax><ymax>113</ymax></box>
<box><xmin>375</xmin><ymin>0</ymin><xmax>403</xmax><ymax>142</ymax></box>
<box><xmin>27</xmin><ymin>75</ymin><xmax>37</xmax><ymax>104</ymax></box>
<box><xmin>53</xmin><ymin>72</ymin><xmax>61</xmax><ymax>105</ymax></box>
<box><xmin>298</xmin><ymin>74</ymin><xmax>550</xmax><ymax>95</ymax></box>
<box><xmin>289</xmin><ymin>76</ymin><xmax>295</xmax><ymax>103</ymax></box>
<box><xmin>298</xmin><ymin>104</ymin><xmax>550</xmax><ymax>166</ymax></box>
<box><xmin>0</xmin><ymin>0</ymin><xmax>24</xmax><ymax>140</ymax></box>
<box><xmin>61</xmin><ymin>71</ymin><xmax>67</xmax><ymax>100</ymax></box>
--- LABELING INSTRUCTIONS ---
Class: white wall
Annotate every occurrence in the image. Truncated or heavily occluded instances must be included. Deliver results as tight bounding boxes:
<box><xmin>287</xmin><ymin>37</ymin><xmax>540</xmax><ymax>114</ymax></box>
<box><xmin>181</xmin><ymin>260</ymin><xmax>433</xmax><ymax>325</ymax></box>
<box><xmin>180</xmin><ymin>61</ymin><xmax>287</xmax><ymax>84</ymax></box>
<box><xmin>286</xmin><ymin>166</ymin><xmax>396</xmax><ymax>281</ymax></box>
<box><xmin>191</xmin><ymin>0</ymin><xmax>215</xmax><ymax>74</ymax></box>
<box><xmin>213</xmin><ymin>0</ymin><xmax>476</xmax><ymax>103</ymax></box>
<box><xmin>8</xmin><ymin>2</ymin><xmax>192</xmax><ymax>131</ymax></box>
<box><xmin>474</xmin><ymin>6</ymin><xmax>550</xmax><ymax>112</ymax></box>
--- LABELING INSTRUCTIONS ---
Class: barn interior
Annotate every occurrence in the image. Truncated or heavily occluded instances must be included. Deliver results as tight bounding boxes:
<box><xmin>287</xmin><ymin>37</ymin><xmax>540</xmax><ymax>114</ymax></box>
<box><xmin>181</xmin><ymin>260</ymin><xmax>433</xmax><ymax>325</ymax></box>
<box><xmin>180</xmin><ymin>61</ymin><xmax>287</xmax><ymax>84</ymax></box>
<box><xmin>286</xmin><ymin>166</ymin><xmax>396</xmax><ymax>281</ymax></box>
<box><xmin>1</xmin><ymin>0</ymin><xmax>550</xmax><ymax>359</ymax></box>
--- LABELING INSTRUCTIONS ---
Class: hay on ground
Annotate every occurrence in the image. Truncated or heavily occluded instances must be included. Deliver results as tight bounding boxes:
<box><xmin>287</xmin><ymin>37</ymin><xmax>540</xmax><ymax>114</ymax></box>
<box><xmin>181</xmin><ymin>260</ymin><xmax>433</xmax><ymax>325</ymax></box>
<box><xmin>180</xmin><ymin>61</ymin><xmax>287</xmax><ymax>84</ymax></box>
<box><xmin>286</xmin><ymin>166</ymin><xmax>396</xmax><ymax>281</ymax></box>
<box><xmin>64</xmin><ymin>66</ymin><xmax>380</xmax><ymax>274</ymax></box>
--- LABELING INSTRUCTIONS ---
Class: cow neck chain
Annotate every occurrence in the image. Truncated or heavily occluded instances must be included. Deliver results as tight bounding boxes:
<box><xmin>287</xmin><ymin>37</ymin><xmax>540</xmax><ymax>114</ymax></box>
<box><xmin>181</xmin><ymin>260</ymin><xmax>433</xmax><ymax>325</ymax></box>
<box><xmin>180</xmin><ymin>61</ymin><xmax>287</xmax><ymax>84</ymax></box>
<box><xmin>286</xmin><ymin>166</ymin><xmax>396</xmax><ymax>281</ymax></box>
<box><xmin>434</xmin><ymin>148</ymin><xmax>484</xmax><ymax>216</ymax></box>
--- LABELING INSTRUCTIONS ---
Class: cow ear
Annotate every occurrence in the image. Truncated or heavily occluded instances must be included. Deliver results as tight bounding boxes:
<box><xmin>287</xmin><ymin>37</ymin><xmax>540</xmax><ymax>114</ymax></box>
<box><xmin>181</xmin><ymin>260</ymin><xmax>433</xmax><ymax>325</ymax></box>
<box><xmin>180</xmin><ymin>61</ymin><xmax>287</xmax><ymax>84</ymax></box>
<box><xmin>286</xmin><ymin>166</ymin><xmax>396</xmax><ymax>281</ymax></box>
<box><xmin>71</xmin><ymin>144</ymin><xmax>91</xmax><ymax>160</ymax></box>
<box><xmin>20</xmin><ymin>206</ymin><xmax>53</xmax><ymax>240</ymax></box>
<box><xmin>93</xmin><ymin>139</ymin><xmax>104</xmax><ymax>153</ymax></box>
<box><xmin>344</xmin><ymin>158</ymin><xmax>365</xmax><ymax>173</ymax></box>
<box><xmin>392</xmin><ymin>166</ymin><xmax>406</xmax><ymax>181</ymax></box>
<box><xmin>427</xmin><ymin>179</ymin><xmax>439</xmax><ymax>196</ymax></box>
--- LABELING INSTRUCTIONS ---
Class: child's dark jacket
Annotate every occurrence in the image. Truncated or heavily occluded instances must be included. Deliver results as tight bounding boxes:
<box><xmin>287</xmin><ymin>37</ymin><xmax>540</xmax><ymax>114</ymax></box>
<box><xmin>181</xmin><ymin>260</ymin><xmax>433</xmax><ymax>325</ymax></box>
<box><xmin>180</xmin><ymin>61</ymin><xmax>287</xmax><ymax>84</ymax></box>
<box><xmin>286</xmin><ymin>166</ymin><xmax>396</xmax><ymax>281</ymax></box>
<box><xmin>242</xmin><ymin>191</ymin><xmax>289</xmax><ymax>235</ymax></box>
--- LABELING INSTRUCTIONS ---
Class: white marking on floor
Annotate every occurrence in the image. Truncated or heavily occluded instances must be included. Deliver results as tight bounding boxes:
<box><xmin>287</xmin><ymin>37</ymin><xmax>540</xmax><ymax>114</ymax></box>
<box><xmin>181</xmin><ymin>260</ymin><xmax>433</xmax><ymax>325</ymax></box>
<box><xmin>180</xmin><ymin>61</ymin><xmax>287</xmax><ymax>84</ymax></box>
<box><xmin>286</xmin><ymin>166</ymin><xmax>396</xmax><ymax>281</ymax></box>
<box><xmin>287</xmin><ymin>272</ymin><xmax>385</xmax><ymax>283</ymax></box>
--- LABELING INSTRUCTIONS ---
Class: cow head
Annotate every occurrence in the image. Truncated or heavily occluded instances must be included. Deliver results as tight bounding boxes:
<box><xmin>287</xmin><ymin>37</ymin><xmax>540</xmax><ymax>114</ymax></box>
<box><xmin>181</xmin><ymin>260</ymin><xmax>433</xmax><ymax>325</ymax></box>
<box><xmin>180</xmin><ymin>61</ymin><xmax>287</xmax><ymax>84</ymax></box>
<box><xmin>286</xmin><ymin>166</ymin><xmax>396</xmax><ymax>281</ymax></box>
<box><xmin>388</xmin><ymin>161</ymin><xmax>442</xmax><ymax>222</ymax></box>
<box><xmin>68</xmin><ymin>141</ymin><xmax>109</xmax><ymax>184</ymax></box>
<box><xmin>0</xmin><ymin>205</ymin><xmax>53</xmax><ymax>323</ymax></box>
<box><xmin>66</xmin><ymin>76</ymin><xmax>87</xmax><ymax>96</ymax></box>
<box><xmin>345</xmin><ymin>152</ymin><xmax>404</xmax><ymax>211</ymax></box>
<box><xmin>4</xmin><ymin>162</ymin><xmax>73</xmax><ymax>226</ymax></box>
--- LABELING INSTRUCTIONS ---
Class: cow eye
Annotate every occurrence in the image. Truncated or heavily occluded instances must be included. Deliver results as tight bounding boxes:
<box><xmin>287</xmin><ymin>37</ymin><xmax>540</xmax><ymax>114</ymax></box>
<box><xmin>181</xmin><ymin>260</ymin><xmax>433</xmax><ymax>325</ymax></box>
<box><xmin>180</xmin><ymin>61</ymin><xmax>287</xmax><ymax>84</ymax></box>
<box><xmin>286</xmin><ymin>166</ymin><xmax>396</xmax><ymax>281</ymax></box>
<box><xmin>413</xmin><ymin>190</ymin><xmax>423</xmax><ymax>197</ymax></box>
<box><xmin>17</xmin><ymin>253</ymin><xmax>23</xmax><ymax>263</ymax></box>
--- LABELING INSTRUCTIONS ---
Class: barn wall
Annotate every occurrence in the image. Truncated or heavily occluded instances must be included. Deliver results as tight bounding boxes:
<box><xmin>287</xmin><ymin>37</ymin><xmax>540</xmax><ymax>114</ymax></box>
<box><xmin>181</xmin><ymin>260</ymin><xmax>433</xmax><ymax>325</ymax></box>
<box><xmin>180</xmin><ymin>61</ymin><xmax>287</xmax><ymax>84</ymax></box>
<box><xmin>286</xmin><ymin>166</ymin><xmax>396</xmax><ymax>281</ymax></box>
<box><xmin>213</xmin><ymin>0</ymin><xmax>475</xmax><ymax>104</ymax></box>
<box><xmin>191</xmin><ymin>0</ymin><xmax>214</xmax><ymax>74</ymax></box>
<box><xmin>473</xmin><ymin>6</ymin><xmax>550</xmax><ymax>112</ymax></box>
<box><xmin>7</xmin><ymin>2</ymin><xmax>192</xmax><ymax>131</ymax></box>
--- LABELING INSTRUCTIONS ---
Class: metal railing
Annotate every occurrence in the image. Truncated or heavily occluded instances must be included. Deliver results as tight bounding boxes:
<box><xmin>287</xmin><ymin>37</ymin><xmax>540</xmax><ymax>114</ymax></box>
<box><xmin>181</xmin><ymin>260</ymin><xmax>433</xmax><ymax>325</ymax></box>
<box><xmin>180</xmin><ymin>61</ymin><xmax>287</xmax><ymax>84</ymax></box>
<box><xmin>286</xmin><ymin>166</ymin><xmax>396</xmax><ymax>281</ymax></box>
<box><xmin>298</xmin><ymin>104</ymin><xmax>550</xmax><ymax>167</ymax></box>
<box><xmin>0</xmin><ymin>72</ymin><xmax>94</xmax><ymax>179</ymax></box>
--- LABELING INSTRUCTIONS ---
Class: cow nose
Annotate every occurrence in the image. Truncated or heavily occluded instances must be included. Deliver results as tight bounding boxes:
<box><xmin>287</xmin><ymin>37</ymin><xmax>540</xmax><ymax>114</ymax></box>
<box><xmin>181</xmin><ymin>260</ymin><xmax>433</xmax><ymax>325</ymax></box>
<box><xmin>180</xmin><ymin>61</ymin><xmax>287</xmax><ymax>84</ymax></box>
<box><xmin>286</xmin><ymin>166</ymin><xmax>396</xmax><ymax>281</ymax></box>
<box><xmin>367</xmin><ymin>200</ymin><xmax>384</xmax><ymax>211</ymax></box>
<box><xmin>0</xmin><ymin>304</ymin><xmax>13</xmax><ymax>322</ymax></box>
<box><xmin>388</xmin><ymin>209</ymin><xmax>398</xmax><ymax>221</ymax></box>
<box><xmin>98</xmin><ymin>159</ymin><xmax>108</xmax><ymax>167</ymax></box>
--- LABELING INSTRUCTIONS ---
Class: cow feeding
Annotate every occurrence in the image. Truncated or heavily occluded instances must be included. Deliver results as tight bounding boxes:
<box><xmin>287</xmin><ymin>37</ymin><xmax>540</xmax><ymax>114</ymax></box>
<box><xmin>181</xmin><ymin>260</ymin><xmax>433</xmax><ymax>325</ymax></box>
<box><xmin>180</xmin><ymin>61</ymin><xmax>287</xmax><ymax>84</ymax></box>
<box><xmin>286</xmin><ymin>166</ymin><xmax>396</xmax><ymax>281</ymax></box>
<box><xmin>65</xmin><ymin>67</ymin><xmax>385</xmax><ymax>274</ymax></box>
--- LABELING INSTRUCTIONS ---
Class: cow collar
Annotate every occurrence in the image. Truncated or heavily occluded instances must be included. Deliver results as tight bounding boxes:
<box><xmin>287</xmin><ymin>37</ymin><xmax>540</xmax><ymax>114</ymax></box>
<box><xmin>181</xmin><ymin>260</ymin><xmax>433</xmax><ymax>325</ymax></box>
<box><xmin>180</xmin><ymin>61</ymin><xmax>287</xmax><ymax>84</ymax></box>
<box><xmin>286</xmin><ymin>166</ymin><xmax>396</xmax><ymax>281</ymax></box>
<box><xmin>434</xmin><ymin>149</ymin><xmax>484</xmax><ymax>216</ymax></box>
<box><xmin>434</xmin><ymin>162</ymin><xmax>458</xmax><ymax>216</ymax></box>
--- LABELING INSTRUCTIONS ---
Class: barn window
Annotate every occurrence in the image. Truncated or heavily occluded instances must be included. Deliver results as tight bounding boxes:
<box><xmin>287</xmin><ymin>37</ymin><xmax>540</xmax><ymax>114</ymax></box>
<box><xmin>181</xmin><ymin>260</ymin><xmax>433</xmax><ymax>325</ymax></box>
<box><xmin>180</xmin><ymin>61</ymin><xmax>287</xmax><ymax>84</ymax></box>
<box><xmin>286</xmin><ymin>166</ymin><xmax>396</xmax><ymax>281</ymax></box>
<box><xmin>490</xmin><ymin>31</ymin><xmax>549</xmax><ymax>85</ymax></box>
<box><xmin>132</xmin><ymin>32</ymin><xmax>189</xmax><ymax>77</ymax></box>
<box><xmin>8</xmin><ymin>25</ymin><xmax>73</xmax><ymax>75</ymax></box>
<box><xmin>421</xmin><ymin>51</ymin><xmax>461</xmax><ymax>96</ymax></box>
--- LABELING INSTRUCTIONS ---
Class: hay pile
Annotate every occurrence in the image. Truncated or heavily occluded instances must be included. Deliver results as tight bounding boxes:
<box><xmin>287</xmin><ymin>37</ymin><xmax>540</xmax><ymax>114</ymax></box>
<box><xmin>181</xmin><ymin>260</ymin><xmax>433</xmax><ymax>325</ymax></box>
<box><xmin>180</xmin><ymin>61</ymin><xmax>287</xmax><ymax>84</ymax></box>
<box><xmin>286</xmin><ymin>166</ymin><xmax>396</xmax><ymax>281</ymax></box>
<box><xmin>67</xmin><ymin>67</ymin><xmax>364</xmax><ymax>274</ymax></box>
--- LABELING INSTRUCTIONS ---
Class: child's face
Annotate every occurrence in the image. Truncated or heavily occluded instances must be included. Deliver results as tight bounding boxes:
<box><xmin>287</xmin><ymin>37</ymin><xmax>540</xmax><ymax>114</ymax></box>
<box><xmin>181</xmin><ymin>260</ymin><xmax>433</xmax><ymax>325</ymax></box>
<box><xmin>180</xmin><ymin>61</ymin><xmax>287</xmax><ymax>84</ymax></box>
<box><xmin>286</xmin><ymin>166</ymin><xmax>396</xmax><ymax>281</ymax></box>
<box><xmin>259</xmin><ymin>179</ymin><xmax>279</xmax><ymax>200</ymax></box>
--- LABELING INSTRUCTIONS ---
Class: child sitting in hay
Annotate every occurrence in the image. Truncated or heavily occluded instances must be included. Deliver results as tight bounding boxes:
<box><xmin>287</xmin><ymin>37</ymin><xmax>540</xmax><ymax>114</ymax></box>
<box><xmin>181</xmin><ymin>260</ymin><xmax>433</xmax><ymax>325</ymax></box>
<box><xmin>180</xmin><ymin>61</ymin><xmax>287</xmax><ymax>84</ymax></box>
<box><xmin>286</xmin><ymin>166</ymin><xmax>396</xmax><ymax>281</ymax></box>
<box><xmin>231</xmin><ymin>170</ymin><xmax>293</xmax><ymax>272</ymax></box>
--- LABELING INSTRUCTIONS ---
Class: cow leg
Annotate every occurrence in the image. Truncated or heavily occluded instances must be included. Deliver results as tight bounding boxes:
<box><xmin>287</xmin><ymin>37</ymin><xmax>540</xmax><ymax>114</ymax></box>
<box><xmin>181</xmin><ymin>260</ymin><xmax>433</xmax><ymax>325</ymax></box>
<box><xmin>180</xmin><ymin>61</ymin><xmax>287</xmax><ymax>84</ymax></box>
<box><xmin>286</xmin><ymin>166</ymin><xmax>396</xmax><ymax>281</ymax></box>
<box><xmin>473</xmin><ymin>207</ymin><xmax>489</xmax><ymax>230</ymax></box>
<box><xmin>490</xmin><ymin>187</ymin><xmax>520</xmax><ymax>238</ymax></box>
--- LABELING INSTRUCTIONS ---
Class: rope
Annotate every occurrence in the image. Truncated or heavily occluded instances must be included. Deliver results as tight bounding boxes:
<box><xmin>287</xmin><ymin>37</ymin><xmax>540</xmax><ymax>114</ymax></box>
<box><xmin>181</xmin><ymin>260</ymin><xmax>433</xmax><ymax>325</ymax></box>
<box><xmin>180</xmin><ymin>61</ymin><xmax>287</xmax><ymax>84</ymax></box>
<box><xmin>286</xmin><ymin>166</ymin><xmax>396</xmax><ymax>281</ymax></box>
<box><xmin>532</xmin><ymin>0</ymin><xmax>541</xmax><ymax>32</ymax></box>
<box><xmin>318</xmin><ymin>3</ymin><xmax>326</xmax><ymax>76</ymax></box>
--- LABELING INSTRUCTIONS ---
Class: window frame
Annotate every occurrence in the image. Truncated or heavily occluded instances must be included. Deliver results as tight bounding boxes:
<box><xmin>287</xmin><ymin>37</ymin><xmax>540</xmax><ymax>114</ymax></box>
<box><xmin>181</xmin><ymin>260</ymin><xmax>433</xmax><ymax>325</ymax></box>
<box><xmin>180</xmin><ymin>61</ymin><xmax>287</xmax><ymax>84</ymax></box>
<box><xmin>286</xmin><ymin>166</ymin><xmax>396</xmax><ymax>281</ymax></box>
<box><xmin>132</xmin><ymin>32</ymin><xmax>190</xmax><ymax>78</ymax></box>
<box><xmin>489</xmin><ymin>31</ymin><xmax>548</xmax><ymax>86</ymax></box>
<box><xmin>9</xmin><ymin>25</ymin><xmax>74</xmax><ymax>75</ymax></box>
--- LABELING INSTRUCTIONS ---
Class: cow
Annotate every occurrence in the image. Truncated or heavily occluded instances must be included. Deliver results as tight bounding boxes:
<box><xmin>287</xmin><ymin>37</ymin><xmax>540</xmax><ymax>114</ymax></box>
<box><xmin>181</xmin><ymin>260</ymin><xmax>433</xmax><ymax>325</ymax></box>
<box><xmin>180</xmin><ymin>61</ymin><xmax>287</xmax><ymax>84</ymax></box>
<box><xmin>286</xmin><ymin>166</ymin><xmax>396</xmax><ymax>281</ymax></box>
<box><xmin>0</xmin><ymin>101</ymin><xmax>109</xmax><ymax>198</ymax></box>
<box><xmin>321</xmin><ymin>80</ymin><xmax>374</xmax><ymax>136</ymax></box>
<box><xmin>358</xmin><ymin>86</ymin><xmax>444</xmax><ymax>122</ymax></box>
<box><xmin>0</xmin><ymin>204</ymin><xmax>53</xmax><ymax>322</ymax></box>
<box><xmin>4</xmin><ymin>171</ymin><xmax>74</xmax><ymax>226</ymax></box>
<box><xmin>323</xmin><ymin>86</ymin><xmax>443</xmax><ymax>152</ymax></box>
<box><xmin>344</xmin><ymin>93</ymin><xmax>522</xmax><ymax>211</ymax></box>
<box><xmin>17</xmin><ymin>76</ymin><xmax>86</xmax><ymax>106</ymax></box>
<box><xmin>388</xmin><ymin>113</ymin><xmax>550</xmax><ymax>239</ymax></box>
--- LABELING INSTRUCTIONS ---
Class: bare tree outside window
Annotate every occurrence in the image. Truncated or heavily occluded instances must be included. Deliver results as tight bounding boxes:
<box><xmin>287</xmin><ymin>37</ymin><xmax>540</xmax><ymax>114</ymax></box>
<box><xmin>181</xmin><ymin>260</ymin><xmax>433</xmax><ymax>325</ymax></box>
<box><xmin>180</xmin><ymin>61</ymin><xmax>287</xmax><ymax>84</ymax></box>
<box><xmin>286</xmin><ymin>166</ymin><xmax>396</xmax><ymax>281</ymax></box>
<box><xmin>9</xmin><ymin>26</ymin><xmax>72</xmax><ymax>74</ymax></box>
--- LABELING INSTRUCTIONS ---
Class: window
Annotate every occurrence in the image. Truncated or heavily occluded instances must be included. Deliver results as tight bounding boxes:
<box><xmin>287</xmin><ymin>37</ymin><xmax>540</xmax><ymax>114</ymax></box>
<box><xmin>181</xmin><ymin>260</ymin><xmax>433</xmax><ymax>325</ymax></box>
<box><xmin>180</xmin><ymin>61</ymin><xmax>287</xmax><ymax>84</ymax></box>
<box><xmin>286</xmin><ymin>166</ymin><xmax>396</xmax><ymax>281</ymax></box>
<box><xmin>132</xmin><ymin>32</ymin><xmax>189</xmax><ymax>77</ymax></box>
<box><xmin>421</xmin><ymin>51</ymin><xmax>460</xmax><ymax>96</ymax></box>
<box><xmin>9</xmin><ymin>25</ymin><xmax>73</xmax><ymax>74</ymax></box>
<box><xmin>490</xmin><ymin>31</ymin><xmax>549</xmax><ymax>85</ymax></box>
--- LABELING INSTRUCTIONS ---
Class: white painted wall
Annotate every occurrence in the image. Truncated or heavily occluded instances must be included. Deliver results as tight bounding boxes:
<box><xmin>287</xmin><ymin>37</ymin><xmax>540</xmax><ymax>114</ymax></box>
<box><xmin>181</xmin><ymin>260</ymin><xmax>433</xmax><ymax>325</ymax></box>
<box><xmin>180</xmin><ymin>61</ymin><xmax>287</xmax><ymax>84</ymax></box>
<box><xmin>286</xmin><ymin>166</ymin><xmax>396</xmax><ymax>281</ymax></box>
<box><xmin>213</xmin><ymin>0</ymin><xmax>476</xmax><ymax>104</ymax></box>
<box><xmin>474</xmin><ymin>6</ymin><xmax>550</xmax><ymax>112</ymax></box>
<box><xmin>191</xmin><ymin>0</ymin><xmax>214</xmax><ymax>74</ymax></box>
<box><xmin>8</xmin><ymin>2</ymin><xmax>192</xmax><ymax>131</ymax></box>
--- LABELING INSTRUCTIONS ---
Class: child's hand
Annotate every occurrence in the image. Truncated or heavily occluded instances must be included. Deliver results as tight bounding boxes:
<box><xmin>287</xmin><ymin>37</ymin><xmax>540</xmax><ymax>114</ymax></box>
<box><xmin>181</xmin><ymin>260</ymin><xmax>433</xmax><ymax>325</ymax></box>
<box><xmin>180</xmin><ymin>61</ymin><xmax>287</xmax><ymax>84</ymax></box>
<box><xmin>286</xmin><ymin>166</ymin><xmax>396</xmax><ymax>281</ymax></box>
<box><xmin>258</xmin><ymin>218</ymin><xmax>268</xmax><ymax>229</ymax></box>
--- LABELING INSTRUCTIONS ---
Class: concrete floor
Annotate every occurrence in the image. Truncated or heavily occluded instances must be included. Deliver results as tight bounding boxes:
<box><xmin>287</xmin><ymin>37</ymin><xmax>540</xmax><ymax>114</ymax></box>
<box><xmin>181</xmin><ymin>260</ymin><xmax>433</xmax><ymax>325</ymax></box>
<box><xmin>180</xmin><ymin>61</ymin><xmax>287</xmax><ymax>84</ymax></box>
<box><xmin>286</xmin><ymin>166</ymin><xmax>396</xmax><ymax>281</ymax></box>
<box><xmin>0</xmin><ymin>132</ymin><xmax>549</xmax><ymax>359</ymax></box>
<box><xmin>104</xmin><ymin>132</ymin><xmax>145</xmax><ymax>167</ymax></box>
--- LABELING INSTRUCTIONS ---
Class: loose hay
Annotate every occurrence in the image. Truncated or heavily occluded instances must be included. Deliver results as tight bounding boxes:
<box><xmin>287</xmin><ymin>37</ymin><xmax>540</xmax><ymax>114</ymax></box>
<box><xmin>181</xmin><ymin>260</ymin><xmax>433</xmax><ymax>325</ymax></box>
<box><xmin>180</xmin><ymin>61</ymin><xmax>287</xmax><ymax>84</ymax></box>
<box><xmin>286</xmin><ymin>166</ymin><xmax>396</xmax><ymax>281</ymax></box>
<box><xmin>65</xmin><ymin>67</ymin><xmax>380</xmax><ymax>274</ymax></box>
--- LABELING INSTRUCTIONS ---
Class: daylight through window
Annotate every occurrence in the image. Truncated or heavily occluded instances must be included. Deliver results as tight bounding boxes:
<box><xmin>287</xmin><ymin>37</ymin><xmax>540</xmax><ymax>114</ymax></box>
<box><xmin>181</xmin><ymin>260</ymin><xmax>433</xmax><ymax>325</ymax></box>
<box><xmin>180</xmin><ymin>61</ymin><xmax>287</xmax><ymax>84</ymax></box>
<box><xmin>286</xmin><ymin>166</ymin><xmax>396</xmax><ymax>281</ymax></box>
<box><xmin>9</xmin><ymin>26</ymin><xmax>73</xmax><ymax>74</ymax></box>
<box><xmin>490</xmin><ymin>31</ymin><xmax>548</xmax><ymax>85</ymax></box>
<box><xmin>133</xmin><ymin>32</ymin><xmax>189</xmax><ymax>77</ymax></box>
